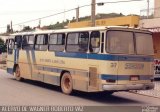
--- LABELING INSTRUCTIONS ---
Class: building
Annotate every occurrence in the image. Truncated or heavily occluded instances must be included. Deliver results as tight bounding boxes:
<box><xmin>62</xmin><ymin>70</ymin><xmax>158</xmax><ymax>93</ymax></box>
<box><xmin>0</xmin><ymin>36</ymin><xmax>8</xmax><ymax>41</ymax></box>
<box><xmin>68</xmin><ymin>15</ymin><xmax>139</xmax><ymax>28</ymax></box>
<box><xmin>155</xmin><ymin>0</ymin><xmax>160</xmax><ymax>18</ymax></box>
<box><xmin>139</xmin><ymin>0</ymin><xmax>160</xmax><ymax>78</ymax></box>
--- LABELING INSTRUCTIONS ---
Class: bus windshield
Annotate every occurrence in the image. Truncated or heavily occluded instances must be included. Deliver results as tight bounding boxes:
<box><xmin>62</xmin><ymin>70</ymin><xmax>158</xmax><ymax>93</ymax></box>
<box><xmin>106</xmin><ymin>31</ymin><xmax>154</xmax><ymax>55</ymax></box>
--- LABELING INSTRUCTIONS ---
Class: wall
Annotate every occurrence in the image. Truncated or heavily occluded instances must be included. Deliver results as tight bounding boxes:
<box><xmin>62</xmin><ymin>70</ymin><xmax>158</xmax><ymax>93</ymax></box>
<box><xmin>68</xmin><ymin>16</ymin><xmax>139</xmax><ymax>28</ymax></box>
<box><xmin>154</xmin><ymin>0</ymin><xmax>160</xmax><ymax>17</ymax></box>
<box><xmin>139</xmin><ymin>18</ymin><xmax>160</xmax><ymax>28</ymax></box>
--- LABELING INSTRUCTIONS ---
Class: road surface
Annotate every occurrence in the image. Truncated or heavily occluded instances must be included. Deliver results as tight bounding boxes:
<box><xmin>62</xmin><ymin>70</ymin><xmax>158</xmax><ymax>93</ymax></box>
<box><xmin>0</xmin><ymin>69</ymin><xmax>160</xmax><ymax>106</ymax></box>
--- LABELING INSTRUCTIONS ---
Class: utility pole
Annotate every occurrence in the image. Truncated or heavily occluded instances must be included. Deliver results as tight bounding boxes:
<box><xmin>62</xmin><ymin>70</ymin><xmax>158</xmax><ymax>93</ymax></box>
<box><xmin>10</xmin><ymin>21</ymin><xmax>13</xmax><ymax>33</ymax></box>
<box><xmin>38</xmin><ymin>19</ymin><xmax>41</xmax><ymax>28</ymax></box>
<box><xmin>91</xmin><ymin>0</ymin><xmax>96</xmax><ymax>27</ymax></box>
<box><xmin>147</xmin><ymin>0</ymin><xmax>149</xmax><ymax>18</ymax></box>
<box><xmin>76</xmin><ymin>6</ymin><xmax>79</xmax><ymax>22</ymax></box>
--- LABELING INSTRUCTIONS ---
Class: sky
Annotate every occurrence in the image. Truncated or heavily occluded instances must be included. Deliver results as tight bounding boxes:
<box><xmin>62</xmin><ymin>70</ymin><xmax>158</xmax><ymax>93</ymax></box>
<box><xmin>0</xmin><ymin>0</ymin><xmax>154</xmax><ymax>33</ymax></box>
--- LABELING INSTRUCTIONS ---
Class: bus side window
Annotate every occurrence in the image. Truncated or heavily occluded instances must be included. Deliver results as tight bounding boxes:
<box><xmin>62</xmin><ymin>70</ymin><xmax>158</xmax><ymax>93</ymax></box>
<box><xmin>15</xmin><ymin>36</ymin><xmax>22</xmax><ymax>49</ymax></box>
<box><xmin>8</xmin><ymin>39</ymin><xmax>14</xmax><ymax>54</ymax></box>
<box><xmin>78</xmin><ymin>32</ymin><xmax>89</xmax><ymax>52</ymax></box>
<box><xmin>35</xmin><ymin>34</ymin><xmax>48</xmax><ymax>51</ymax></box>
<box><xmin>66</xmin><ymin>32</ymin><xmax>89</xmax><ymax>53</ymax></box>
<box><xmin>90</xmin><ymin>31</ymin><xmax>100</xmax><ymax>53</ymax></box>
<box><xmin>22</xmin><ymin>35</ymin><xmax>35</xmax><ymax>50</ymax></box>
<box><xmin>49</xmin><ymin>33</ymin><xmax>65</xmax><ymax>51</ymax></box>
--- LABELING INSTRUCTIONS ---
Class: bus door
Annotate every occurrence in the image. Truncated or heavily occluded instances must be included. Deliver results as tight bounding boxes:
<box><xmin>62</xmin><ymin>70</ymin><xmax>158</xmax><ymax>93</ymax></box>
<box><xmin>19</xmin><ymin>35</ymin><xmax>34</xmax><ymax>79</ymax></box>
<box><xmin>14</xmin><ymin>36</ymin><xmax>22</xmax><ymax>64</ymax></box>
<box><xmin>88</xmin><ymin>31</ymin><xmax>101</xmax><ymax>91</ymax></box>
<box><xmin>32</xmin><ymin>34</ymin><xmax>48</xmax><ymax>82</ymax></box>
<box><xmin>7</xmin><ymin>38</ymin><xmax>15</xmax><ymax>74</ymax></box>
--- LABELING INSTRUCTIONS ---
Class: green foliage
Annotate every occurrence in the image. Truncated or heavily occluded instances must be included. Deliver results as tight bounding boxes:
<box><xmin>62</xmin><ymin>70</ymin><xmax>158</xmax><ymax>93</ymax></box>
<box><xmin>18</xmin><ymin>13</ymin><xmax>126</xmax><ymax>31</ymax></box>
<box><xmin>22</xmin><ymin>26</ymin><xmax>33</xmax><ymax>32</ymax></box>
<box><xmin>0</xmin><ymin>38</ymin><xmax>6</xmax><ymax>53</ymax></box>
<box><xmin>44</xmin><ymin>20</ymin><xmax>69</xmax><ymax>30</ymax></box>
<box><xmin>47</xmin><ymin>13</ymin><xmax>125</xmax><ymax>29</ymax></box>
<box><xmin>0</xmin><ymin>38</ymin><xmax>4</xmax><ymax>45</ymax></box>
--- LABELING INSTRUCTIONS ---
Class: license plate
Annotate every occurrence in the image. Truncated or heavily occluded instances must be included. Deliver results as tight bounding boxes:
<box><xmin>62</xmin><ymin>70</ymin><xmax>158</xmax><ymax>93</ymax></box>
<box><xmin>130</xmin><ymin>76</ymin><xmax>139</xmax><ymax>81</ymax></box>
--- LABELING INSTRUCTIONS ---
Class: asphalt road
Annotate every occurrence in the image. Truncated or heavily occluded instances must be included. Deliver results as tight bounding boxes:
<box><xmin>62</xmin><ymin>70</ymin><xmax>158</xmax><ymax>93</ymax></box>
<box><xmin>0</xmin><ymin>69</ymin><xmax>160</xmax><ymax>106</ymax></box>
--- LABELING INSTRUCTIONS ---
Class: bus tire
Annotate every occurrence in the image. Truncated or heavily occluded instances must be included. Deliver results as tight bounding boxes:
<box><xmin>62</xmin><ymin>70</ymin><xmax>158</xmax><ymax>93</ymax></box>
<box><xmin>60</xmin><ymin>72</ymin><xmax>73</xmax><ymax>95</ymax></box>
<box><xmin>14</xmin><ymin>65</ymin><xmax>22</xmax><ymax>81</ymax></box>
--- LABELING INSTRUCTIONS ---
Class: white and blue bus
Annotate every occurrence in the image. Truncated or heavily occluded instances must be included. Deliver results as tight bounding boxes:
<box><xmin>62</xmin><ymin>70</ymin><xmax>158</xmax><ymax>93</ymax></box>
<box><xmin>6</xmin><ymin>26</ymin><xmax>154</xmax><ymax>95</ymax></box>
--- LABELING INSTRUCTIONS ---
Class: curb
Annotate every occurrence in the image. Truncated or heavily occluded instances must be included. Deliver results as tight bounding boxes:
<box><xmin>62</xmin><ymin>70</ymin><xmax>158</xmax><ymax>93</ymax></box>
<box><xmin>129</xmin><ymin>91</ymin><xmax>160</xmax><ymax>99</ymax></box>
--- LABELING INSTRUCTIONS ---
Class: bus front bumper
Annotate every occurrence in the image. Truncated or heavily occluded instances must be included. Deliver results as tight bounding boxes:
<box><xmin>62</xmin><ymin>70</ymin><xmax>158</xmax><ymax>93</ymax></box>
<box><xmin>102</xmin><ymin>83</ymin><xmax>154</xmax><ymax>91</ymax></box>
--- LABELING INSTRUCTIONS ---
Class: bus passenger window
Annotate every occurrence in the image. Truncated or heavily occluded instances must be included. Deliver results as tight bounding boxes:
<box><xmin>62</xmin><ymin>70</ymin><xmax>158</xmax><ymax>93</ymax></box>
<box><xmin>66</xmin><ymin>32</ymin><xmax>89</xmax><ymax>53</ymax></box>
<box><xmin>78</xmin><ymin>32</ymin><xmax>89</xmax><ymax>52</ymax></box>
<box><xmin>8</xmin><ymin>39</ymin><xmax>14</xmax><ymax>54</ymax></box>
<box><xmin>49</xmin><ymin>33</ymin><xmax>65</xmax><ymax>52</ymax></box>
<box><xmin>15</xmin><ymin>36</ymin><xmax>22</xmax><ymax>49</ymax></box>
<box><xmin>22</xmin><ymin>35</ymin><xmax>35</xmax><ymax>50</ymax></box>
<box><xmin>35</xmin><ymin>34</ymin><xmax>48</xmax><ymax>51</ymax></box>
<box><xmin>90</xmin><ymin>31</ymin><xmax>100</xmax><ymax>53</ymax></box>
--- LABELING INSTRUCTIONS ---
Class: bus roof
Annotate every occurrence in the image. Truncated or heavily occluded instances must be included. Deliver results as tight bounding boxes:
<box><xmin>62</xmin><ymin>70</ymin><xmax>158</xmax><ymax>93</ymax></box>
<box><xmin>9</xmin><ymin>26</ymin><xmax>152</xmax><ymax>36</ymax></box>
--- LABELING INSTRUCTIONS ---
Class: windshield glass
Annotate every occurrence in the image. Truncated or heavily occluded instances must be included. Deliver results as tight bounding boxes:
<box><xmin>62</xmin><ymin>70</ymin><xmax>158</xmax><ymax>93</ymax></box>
<box><xmin>135</xmin><ymin>33</ymin><xmax>154</xmax><ymax>55</ymax></box>
<box><xmin>107</xmin><ymin>31</ymin><xmax>134</xmax><ymax>54</ymax></box>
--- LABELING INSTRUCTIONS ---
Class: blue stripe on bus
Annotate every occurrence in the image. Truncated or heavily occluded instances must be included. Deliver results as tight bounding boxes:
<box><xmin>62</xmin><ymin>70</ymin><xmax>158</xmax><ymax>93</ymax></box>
<box><xmin>7</xmin><ymin>68</ymin><xmax>13</xmax><ymax>74</ymax></box>
<box><xmin>14</xmin><ymin>49</ymin><xmax>20</xmax><ymax>64</ymax></box>
<box><xmin>31</xmin><ymin>50</ymin><xmax>36</xmax><ymax>65</ymax></box>
<box><xmin>140</xmin><ymin>75</ymin><xmax>153</xmax><ymax>80</ymax></box>
<box><xmin>36</xmin><ymin>65</ymin><xmax>152</xmax><ymax>81</ymax></box>
<box><xmin>14</xmin><ymin>49</ymin><xmax>17</xmax><ymax>64</ymax></box>
<box><xmin>55</xmin><ymin>52</ymin><xmax>88</xmax><ymax>59</ymax></box>
<box><xmin>37</xmin><ymin>66</ymin><xmax>62</xmax><ymax>73</ymax></box>
<box><xmin>101</xmin><ymin>75</ymin><xmax>117</xmax><ymax>80</ymax></box>
<box><xmin>101</xmin><ymin>74</ymin><xmax>152</xmax><ymax>80</ymax></box>
<box><xmin>55</xmin><ymin>52</ymin><xmax>153</xmax><ymax>62</ymax></box>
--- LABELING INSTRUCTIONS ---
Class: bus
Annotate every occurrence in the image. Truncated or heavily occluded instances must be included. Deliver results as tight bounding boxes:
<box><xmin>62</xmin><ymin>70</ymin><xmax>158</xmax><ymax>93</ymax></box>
<box><xmin>6</xmin><ymin>26</ymin><xmax>154</xmax><ymax>95</ymax></box>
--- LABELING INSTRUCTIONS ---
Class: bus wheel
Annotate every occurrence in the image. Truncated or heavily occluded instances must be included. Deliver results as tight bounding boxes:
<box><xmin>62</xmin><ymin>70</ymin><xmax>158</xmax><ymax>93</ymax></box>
<box><xmin>61</xmin><ymin>72</ymin><xmax>73</xmax><ymax>95</ymax></box>
<box><xmin>14</xmin><ymin>66</ymin><xmax>22</xmax><ymax>81</ymax></box>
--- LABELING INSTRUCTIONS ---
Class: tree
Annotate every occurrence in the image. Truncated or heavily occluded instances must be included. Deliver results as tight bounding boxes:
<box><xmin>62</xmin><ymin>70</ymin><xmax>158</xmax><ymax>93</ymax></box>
<box><xmin>0</xmin><ymin>38</ymin><xmax>6</xmax><ymax>53</ymax></box>
<box><xmin>22</xmin><ymin>26</ymin><xmax>33</xmax><ymax>32</ymax></box>
<box><xmin>0</xmin><ymin>38</ymin><xmax>4</xmax><ymax>45</ymax></box>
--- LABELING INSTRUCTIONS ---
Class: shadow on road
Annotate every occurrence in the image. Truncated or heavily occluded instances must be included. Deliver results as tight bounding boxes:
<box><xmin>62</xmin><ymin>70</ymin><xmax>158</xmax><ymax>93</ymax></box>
<box><xmin>72</xmin><ymin>91</ymin><xmax>141</xmax><ymax>104</ymax></box>
<box><xmin>11</xmin><ymin>78</ymin><xmax>141</xmax><ymax>104</ymax></box>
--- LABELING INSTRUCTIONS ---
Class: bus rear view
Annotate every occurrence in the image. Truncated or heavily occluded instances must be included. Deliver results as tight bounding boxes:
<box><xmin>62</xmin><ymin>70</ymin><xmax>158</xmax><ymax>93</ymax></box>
<box><xmin>102</xmin><ymin>28</ymin><xmax>154</xmax><ymax>91</ymax></box>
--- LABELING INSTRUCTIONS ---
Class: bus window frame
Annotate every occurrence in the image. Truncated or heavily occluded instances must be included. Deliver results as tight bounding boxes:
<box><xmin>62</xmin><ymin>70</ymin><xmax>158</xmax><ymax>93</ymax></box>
<box><xmin>22</xmin><ymin>35</ymin><xmax>35</xmax><ymax>50</ymax></box>
<box><xmin>35</xmin><ymin>34</ymin><xmax>48</xmax><ymax>51</ymax></box>
<box><xmin>48</xmin><ymin>33</ymin><xmax>65</xmax><ymax>52</ymax></box>
<box><xmin>106</xmin><ymin>30</ymin><xmax>135</xmax><ymax>55</ymax></box>
<box><xmin>66</xmin><ymin>31</ymin><xmax>89</xmax><ymax>53</ymax></box>
<box><xmin>8</xmin><ymin>38</ymin><xmax>14</xmax><ymax>54</ymax></box>
<box><xmin>14</xmin><ymin>35</ymin><xmax>22</xmax><ymax>49</ymax></box>
<box><xmin>89</xmin><ymin>31</ymin><xmax>101</xmax><ymax>54</ymax></box>
<box><xmin>101</xmin><ymin>32</ymin><xmax>104</xmax><ymax>53</ymax></box>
